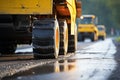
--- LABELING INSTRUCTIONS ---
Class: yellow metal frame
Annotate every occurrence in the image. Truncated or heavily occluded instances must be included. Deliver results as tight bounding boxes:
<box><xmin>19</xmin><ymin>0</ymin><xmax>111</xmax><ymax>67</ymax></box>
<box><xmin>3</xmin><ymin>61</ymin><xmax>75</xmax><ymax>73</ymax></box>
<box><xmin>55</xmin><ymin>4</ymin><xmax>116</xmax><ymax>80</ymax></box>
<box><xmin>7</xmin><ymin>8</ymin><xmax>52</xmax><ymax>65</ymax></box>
<box><xmin>66</xmin><ymin>0</ymin><xmax>76</xmax><ymax>35</ymax></box>
<box><xmin>78</xmin><ymin>24</ymin><xmax>98</xmax><ymax>32</ymax></box>
<box><xmin>0</xmin><ymin>0</ymin><xmax>53</xmax><ymax>14</ymax></box>
<box><xmin>78</xmin><ymin>15</ymin><xmax>98</xmax><ymax>35</ymax></box>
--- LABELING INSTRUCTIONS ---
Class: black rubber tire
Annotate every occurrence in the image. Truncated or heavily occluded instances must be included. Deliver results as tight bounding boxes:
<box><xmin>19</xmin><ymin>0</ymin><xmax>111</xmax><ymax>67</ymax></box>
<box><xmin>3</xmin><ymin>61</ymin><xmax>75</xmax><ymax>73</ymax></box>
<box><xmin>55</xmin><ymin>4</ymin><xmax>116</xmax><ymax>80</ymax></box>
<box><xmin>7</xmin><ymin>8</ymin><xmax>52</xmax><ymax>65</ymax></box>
<box><xmin>78</xmin><ymin>33</ymin><xmax>84</xmax><ymax>42</ymax></box>
<box><xmin>68</xmin><ymin>24</ymin><xmax>77</xmax><ymax>53</ymax></box>
<box><xmin>101</xmin><ymin>36</ymin><xmax>105</xmax><ymax>40</ymax></box>
<box><xmin>98</xmin><ymin>36</ymin><xmax>105</xmax><ymax>40</ymax></box>
<box><xmin>33</xmin><ymin>19</ymin><xmax>60</xmax><ymax>59</ymax></box>
<box><xmin>58</xmin><ymin>20</ymin><xmax>68</xmax><ymax>55</ymax></box>
<box><xmin>0</xmin><ymin>41</ymin><xmax>17</xmax><ymax>54</ymax></box>
<box><xmin>91</xmin><ymin>33</ymin><xmax>95</xmax><ymax>42</ymax></box>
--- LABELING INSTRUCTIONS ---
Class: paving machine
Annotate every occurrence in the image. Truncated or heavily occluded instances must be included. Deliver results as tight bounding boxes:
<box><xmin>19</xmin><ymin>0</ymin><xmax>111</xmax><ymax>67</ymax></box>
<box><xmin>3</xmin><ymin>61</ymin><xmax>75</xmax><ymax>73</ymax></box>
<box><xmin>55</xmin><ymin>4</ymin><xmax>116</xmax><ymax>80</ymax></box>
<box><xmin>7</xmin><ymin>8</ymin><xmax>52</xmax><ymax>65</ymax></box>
<box><xmin>0</xmin><ymin>0</ymin><xmax>81</xmax><ymax>58</ymax></box>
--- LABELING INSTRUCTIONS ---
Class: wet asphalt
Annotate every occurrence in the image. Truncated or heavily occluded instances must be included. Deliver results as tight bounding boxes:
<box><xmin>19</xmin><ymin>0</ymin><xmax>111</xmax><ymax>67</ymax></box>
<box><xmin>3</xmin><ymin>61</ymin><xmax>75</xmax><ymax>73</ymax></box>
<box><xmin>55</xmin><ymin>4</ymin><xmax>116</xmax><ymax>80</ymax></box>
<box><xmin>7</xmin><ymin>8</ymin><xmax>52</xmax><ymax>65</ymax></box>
<box><xmin>1</xmin><ymin>38</ymin><xmax>120</xmax><ymax>80</ymax></box>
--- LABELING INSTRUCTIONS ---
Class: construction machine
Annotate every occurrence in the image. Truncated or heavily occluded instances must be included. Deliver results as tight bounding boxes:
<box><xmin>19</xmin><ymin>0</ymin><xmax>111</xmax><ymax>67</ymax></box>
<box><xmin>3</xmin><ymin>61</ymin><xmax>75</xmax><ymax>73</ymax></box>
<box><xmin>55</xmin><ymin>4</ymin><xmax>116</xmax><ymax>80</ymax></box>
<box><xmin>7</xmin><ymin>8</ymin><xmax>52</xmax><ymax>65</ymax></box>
<box><xmin>0</xmin><ymin>0</ymin><xmax>81</xmax><ymax>59</ymax></box>
<box><xmin>78</xmin><ymin>15</ymin><xmax>98</xmax><ymax>42</ymax></box>
<box><xmin>97</xmin><ymin>25</ymin><xmax>106</xmax><ymax>40</ymax></box>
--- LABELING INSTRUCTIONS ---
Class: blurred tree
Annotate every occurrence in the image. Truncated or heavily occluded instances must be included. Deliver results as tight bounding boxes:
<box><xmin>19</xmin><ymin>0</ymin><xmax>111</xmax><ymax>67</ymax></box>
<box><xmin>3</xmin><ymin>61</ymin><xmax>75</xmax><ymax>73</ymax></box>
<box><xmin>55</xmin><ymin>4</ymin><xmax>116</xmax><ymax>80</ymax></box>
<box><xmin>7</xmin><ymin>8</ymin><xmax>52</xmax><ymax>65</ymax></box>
<box><xmin>107</xmin><ymin>0</ymin><xmax>120</xmax><ymax>26</ymax></box>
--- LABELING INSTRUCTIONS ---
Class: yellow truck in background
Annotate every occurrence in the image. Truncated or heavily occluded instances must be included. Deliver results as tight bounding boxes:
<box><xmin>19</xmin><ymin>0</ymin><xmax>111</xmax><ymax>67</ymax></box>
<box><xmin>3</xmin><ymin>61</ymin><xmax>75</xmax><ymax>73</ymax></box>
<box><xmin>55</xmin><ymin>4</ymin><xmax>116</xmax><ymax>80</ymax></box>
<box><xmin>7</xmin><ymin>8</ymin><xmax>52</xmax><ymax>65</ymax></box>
<box><xmin>0</xmin><ymin>0</ymin><xmax>82</xmax><ymax>59</ymax></box>
<box><xmin>97</xmin><ymin>25</ymin><xmax>106</xmax><ymax>40</ymax></box>
<box><xmin>78</xmin><ymin>15</ymin><xmax>98</xmax><ymax>42</ymax></box>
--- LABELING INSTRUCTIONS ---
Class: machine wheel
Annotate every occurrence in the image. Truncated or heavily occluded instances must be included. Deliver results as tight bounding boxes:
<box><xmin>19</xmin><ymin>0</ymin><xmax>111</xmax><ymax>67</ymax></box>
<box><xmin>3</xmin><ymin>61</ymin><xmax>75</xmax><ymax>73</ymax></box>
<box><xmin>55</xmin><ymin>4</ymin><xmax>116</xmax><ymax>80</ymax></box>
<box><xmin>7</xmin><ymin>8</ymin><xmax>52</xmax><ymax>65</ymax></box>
<box><xmin>58</xmin><ymin>20</ymin><xmax>68</xmax><ymax>55</ymax></box>
<box><xmin>91</xmin><ymin>33</ymin><xmax>95</xmax><ymax>42</ymax></box>
<box><xmin>33</xmin><ymin>19</ymin><xmax>60</xmax><ymax>59</ymax></box>
<box><xmin>78</xmin><ymin>33</ymin><xmax>84</xmax><ymax>42</ymax></box>
<box><xmin>68</xmin><ymin>24</ymin><xmax>77</xmax><ymax>53</ymax></box>
<box><xmin>0</xmin><ymin>41</ymin><xmax>17</xmax><ymax>54</ymax></box>
<box><xmin>102</xmin><ymin>36</ymin><xmax>105</xmax><ymax>40</ymax></box>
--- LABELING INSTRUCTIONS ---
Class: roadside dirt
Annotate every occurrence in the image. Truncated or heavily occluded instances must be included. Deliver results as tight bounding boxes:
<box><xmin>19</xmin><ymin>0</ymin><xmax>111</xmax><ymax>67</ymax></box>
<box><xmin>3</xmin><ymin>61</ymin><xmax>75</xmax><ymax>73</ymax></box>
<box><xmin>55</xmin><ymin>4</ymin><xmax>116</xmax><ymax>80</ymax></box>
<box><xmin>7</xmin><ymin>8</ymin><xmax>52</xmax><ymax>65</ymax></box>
<box><xmin>107</xmin><ymin>39</ymin><xmax>120</xmax><ymax>80</ymax></box>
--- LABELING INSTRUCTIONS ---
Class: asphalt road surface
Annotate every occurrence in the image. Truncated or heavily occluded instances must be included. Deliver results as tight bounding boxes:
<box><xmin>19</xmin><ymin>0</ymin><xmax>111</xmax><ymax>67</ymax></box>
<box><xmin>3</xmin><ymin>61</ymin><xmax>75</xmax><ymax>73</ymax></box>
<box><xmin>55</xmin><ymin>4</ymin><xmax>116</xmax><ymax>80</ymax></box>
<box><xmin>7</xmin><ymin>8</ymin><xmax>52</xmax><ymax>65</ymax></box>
<box><xmin>1</xmin><ymin>38</ymin><xmax>118</xmax><ymax>80</ymax></box>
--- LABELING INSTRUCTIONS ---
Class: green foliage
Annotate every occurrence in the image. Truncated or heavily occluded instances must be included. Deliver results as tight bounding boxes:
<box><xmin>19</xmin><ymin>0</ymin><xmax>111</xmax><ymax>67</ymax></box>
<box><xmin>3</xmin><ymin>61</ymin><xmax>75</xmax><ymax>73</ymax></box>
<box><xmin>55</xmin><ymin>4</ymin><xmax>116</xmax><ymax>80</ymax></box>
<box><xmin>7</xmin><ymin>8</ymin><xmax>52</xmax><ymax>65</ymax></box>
<box><xmin>107</xmin><ymin>0</ymin><xmax>120</xmax><ymax>25</ymax></box>
<box><xmin>115</xmin><ymin>37</ymin><xmax>120</xmax><ymax>42</ymax></box>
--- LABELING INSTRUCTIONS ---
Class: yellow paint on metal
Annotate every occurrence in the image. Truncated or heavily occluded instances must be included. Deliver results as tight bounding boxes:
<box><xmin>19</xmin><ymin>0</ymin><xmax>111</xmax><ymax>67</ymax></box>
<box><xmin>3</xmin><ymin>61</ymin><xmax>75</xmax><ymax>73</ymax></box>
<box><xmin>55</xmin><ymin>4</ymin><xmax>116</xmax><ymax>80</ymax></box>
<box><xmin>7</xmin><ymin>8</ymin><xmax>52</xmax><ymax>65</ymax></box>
<box><xmin>78</xmin><ymin>24</ymin><xmax>99</xmax><ymax>40</ymax></box>
<box><xmin>97</xmin><ymin>25</ymin><xmax>106</xmax><ymax>37</ymax></box>
<box><xmin>78</xmin><ymin>24</ymin><xmax>98</xmax><ymax>32</ymax></box>
<box><xmin>0</xmin><ymin>0</ymin><xmax>53</xmax><ymax>14</ymax></box>
<box><xmin>66</xmin><ymin>0</ymin><xmax>76</xmax><ymax>35</ymax></box>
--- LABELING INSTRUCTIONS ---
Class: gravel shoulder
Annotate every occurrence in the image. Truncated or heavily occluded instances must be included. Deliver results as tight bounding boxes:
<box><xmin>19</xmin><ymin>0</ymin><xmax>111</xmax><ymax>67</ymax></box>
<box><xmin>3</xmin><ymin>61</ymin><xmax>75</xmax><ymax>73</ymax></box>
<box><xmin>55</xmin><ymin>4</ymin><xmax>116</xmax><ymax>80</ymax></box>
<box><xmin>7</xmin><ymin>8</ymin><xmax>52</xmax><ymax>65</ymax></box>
<box><xmin>107</xmin><ymin>39</ymin><xmax>120</xmax><ymax>80</ymax></box>
<box><xmin>0</xmin><ymin>59</ymin><xmax>56</xmax><ymax>79</ymax></box>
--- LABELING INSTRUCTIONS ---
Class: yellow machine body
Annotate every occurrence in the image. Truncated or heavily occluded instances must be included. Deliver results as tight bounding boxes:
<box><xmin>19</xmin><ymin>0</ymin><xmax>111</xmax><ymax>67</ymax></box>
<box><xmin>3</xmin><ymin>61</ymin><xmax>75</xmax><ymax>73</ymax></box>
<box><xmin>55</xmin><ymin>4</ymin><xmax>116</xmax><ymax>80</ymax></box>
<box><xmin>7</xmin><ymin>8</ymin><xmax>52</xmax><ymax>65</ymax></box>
<box><xmin>78</xmin><ymin>15</ymin><xmax>99</xmax><ymax>41</ymax></box>
<box><xmin>0</xmin><ymin>0</ymin><xmax>53</xmax><ymax>14</ymax></box>
<box><xmin>97</xmin><ymin>25</ymin><xmax>106</xmax><ymax>40</ymax></box>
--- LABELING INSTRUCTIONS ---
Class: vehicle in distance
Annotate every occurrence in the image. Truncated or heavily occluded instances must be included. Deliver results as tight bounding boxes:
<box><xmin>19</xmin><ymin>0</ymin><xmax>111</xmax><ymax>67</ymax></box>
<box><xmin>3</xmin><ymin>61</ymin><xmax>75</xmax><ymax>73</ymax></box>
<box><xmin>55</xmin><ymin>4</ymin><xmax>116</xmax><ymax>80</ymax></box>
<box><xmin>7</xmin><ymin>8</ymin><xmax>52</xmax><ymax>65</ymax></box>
<box><xmin>78</xmin><ymin>15</ymin><xmax>99</xmax><ymax>42</ymax></box>
<box><xmin>97</xmin><ymin>25</ymin><xmax>106</xmax><ymax>40</ymax></box>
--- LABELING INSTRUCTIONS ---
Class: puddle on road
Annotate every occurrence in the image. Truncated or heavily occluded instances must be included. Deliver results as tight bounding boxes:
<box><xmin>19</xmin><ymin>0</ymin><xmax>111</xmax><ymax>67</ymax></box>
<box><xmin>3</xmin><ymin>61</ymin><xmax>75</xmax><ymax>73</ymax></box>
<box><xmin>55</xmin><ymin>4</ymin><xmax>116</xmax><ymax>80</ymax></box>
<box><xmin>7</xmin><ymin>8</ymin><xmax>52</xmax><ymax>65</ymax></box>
<box><xmin>2</xmin><ymin>58</ymin><xmax>117</xmax><ymax>80</ymax></box>
<box><xmin>2</xmin><ymin>59</ymin><xmax>77</xmax><ymax>80</ymax></box>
